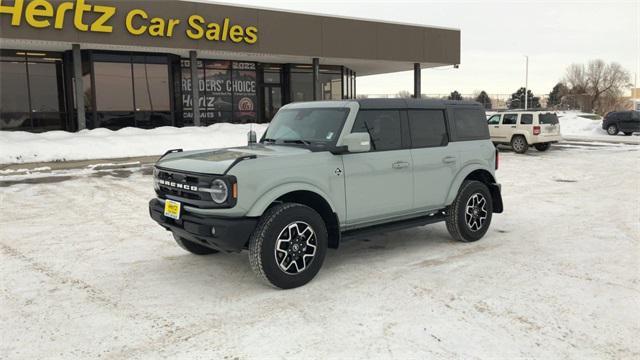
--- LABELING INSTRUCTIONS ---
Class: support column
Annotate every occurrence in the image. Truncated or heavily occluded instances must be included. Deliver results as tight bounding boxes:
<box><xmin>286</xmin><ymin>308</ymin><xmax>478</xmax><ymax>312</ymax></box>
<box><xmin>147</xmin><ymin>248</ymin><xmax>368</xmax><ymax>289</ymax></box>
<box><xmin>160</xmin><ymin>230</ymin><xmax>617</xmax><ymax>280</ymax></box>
<box><xmin>312</xmin><ymin>57</ymin><xmax>320</xmax><ymax>100</ymax></box>
<box><xmin>189</xmin><ymin>51</ymin><xmax>201</xmax><ymax>126</ymax></box>
<box><xmin>413</xmin><ymin>63</ymin><xmax>421</xmax><ymax>99</ymax></box>
<box><xmin>72</xmin><ymin>44</ymin><xmax>86</xmax><ymax>130</ymax></box>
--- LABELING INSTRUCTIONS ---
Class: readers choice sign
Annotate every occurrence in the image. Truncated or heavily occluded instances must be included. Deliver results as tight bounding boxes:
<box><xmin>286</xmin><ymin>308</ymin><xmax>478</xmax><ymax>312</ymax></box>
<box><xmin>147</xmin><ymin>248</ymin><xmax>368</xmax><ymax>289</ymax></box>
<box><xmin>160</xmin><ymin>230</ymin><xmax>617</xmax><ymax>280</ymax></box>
<box><xmin>181</xmin><ymin>60</ymin><xmax>257</xmax><ymax>124</ymax></box>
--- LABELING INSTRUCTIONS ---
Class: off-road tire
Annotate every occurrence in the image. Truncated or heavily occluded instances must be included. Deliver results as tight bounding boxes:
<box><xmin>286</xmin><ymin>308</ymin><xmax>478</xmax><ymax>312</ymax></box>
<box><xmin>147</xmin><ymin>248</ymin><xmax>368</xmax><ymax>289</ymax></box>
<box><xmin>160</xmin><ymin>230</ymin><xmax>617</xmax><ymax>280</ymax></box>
<box><xmin>249</xmin><ymin>203</ymin><xmax>328</xmax><ymax>289</ymax></box>
<box><xmin>173</xmin><ymin>234</ymin><xmax>219</xmax><ymax>255</ymax></box>
<box><xmin>534</xmin><ymin>142</ymin><xmax>551</xmax><ymax>152</ymax></box>
<box><xmin>446</xmin><ymin>180</ymin><xmax>493</xmax><ymax>243</ymax></box>
<box><xmin>607</xmin><ymin>124</ymin><xmax>618</xmax><ymax>135</ymax></box>
<box><xmin>623</xmin><ymin>132</ymin><xmax>633</xmax><ymax>136</ymax></box>
<box><xmin>511</xmin><ymin>135</ymin><xmax>529</xmax><ymax>154</ymax></box>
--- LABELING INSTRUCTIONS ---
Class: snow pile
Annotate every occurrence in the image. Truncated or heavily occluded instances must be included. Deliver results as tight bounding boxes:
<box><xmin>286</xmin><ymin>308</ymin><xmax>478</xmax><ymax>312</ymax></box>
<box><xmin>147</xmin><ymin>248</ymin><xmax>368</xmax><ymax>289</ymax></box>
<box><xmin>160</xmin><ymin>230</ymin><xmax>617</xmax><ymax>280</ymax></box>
<box><xmin>0</xmin><ymin>123</ymin><xmax>268</xmax><ymax>164</ymax></box>
<box><xmin>557</xmin><ymin>111</ymin><xmax>607</xmax><ymax>137</ymax></box>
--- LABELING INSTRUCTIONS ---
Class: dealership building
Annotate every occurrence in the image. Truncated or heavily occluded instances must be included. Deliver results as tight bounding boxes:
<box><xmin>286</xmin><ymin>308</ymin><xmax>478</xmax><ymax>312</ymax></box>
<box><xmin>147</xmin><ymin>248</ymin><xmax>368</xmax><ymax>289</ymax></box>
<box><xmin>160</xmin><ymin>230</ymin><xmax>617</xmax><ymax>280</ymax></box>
<box><xmin>0</xmin><ymin>0</ymin><xmax>460</xmax><ymax>132</ymax></box>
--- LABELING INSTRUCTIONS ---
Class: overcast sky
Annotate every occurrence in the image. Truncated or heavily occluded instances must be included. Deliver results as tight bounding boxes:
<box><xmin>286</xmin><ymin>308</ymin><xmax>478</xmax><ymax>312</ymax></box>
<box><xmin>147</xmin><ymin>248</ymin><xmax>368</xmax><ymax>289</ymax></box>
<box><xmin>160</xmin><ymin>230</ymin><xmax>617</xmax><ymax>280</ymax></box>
<box><xmin>210</xmin><ymin>0</ymin><xmax>638</xmax><ymax>97</ymax></box>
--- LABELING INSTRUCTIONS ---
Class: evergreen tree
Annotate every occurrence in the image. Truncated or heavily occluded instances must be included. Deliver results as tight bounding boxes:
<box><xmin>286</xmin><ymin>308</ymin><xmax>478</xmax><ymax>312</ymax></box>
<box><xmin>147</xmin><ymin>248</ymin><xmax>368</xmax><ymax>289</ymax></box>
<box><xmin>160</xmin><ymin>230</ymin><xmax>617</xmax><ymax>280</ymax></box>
<box><xmin>508</xmin><ymin>87</ymin><xmax>541</xmax><ymax>109</ymax></box>
<box><xmin>548</xmin><ymin>82</ymin><xmax>568</xmax><ymax>107</ymax></box>
<box><xmin>475</xmin><ymin>91</ymin><xmax>492</xmax><ymax>109</ymax></box>
<box><xmin>448</xmin><ymin>91</ymin><xmax>463</xmax><ymax>100</ymax></box>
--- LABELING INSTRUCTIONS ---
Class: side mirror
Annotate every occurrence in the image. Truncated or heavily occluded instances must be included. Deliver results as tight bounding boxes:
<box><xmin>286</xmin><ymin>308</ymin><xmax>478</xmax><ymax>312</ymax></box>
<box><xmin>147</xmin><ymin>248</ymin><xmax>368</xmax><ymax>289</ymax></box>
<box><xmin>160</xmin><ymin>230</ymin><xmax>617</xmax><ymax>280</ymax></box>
<box><xmin>247</xmin><ymin>130</ymin><xmax>257</xmax><ymax>145</ymax></box>
<box><xmin>341</xmin><ymin>133</ymin><xmax>371</xmax><ymax>153</ymax></box>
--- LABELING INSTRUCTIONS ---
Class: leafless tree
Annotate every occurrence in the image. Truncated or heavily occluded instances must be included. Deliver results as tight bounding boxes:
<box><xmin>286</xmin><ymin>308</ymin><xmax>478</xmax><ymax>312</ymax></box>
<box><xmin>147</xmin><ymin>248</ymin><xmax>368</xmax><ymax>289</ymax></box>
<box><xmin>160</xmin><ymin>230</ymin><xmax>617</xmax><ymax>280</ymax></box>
<box><xmin>563</xmin><ymin>60</ymin><xmax>631</xmax><ymax>114</ymax></box>
<box><xmin>396</xmin><ymin>90</ymin><xmax>412</xmax><ymax>98</ymax></box>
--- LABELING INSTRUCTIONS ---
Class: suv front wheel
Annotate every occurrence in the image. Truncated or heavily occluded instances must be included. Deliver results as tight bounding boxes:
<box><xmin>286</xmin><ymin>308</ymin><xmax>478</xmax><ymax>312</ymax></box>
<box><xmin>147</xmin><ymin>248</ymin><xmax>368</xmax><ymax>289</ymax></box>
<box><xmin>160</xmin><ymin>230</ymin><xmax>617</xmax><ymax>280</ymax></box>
<box><xmin>249</xmin><ymin>203</ymin><xmax>328</xmax><ymax>289</ymax></box>
<box><xmin>446</xmin><ymin>181</ymin><xmax>493</xmax><ymax>242</ymax></box>
<box><xmin>607</xmin><ymin>124</ymin><xmax>619</xmax><ymax>135</ymax></box>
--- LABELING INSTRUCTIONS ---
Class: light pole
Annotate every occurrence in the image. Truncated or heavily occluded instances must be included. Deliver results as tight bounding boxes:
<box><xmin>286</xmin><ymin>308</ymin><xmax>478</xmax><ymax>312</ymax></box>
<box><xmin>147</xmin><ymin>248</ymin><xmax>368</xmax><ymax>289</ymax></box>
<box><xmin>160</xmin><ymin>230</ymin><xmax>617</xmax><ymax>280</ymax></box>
<box><xmin>524</xmin><ymin>55</ymin><xmax>529</xmax><ymax>110</ymax></box>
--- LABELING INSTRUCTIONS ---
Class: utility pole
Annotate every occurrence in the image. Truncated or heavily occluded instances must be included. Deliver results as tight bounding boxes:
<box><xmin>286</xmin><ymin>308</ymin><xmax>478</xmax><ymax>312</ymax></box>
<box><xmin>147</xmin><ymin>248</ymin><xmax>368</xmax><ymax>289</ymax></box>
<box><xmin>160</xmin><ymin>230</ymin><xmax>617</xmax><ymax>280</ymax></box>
<box><xmin>524</xmin><ymin>55</ymin><xmax>529</xmax><ymax>110</ymax></box>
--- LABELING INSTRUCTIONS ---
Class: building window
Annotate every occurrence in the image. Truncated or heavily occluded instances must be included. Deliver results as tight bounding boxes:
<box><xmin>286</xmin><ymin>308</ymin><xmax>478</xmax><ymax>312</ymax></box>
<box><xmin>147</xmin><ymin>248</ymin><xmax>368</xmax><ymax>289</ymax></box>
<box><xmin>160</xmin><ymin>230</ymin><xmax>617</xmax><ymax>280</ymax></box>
<box><xmin>90</xmin><ymin>52</ymin><xmax>172</xmax><ymax>130</ymax></box>
<box><xmin>181</xmin><ymin>59</ymin><xmax>257</xmax><ymax>125</ymax></box>
<box><xmin>0</xmin><ymin>50</ymin><xmax>66</xmax><ymax>132</ymax></box>
<box><xmin>290</xmin><ymin>65</ymin><xmax>313</xmax><ymax>103</ymax></box>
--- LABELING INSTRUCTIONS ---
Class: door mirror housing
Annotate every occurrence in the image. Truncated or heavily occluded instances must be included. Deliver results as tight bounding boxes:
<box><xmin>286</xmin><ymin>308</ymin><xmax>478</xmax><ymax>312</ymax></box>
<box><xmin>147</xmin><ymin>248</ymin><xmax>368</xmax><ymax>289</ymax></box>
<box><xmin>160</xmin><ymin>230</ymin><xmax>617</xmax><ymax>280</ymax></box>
<box><xmin>247</xmin><ymin>130</ymin><xmax>257</xmax><ymax>145</ymax></box>
<box><xmin>341</xmin><ymin>133</ymin><xmax>371</xmax><ymax>153</ymax></box>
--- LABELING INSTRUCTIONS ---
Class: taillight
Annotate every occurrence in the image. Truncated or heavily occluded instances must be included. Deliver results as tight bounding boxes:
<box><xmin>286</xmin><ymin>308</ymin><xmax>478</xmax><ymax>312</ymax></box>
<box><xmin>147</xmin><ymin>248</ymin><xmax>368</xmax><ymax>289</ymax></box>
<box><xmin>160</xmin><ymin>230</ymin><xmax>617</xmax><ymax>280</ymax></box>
<box><xmin>533</xmin><ymin>126</ymin><xmax>541</xmax><ymax>135</ymax></box>
<box><xmin>495</xmin><ymin>148</ymin><xmax>499</xmax><ymax>170</ymax></box>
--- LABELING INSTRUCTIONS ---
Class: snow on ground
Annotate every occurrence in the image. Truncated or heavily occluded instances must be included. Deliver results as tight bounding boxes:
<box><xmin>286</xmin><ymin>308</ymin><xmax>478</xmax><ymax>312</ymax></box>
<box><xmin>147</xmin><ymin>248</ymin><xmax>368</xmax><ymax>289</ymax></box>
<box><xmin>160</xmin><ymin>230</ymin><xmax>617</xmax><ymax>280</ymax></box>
<box><xmin>1</xmin><ymin>143</ymin><xmax>638</xmax><ymax>359</ymax></box>
<box><xmin>0</xmin><ymin>123</ymin><xmax>268</xmax><ymax>165</ymax></box>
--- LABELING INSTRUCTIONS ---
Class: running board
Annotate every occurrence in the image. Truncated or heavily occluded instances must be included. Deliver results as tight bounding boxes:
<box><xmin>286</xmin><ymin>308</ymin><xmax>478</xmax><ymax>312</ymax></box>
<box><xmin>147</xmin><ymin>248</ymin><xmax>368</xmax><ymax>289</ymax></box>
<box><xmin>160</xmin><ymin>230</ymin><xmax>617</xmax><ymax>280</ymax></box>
<box><xmin>340</xmin><ymin>212</ymin><xmax>446</xmax><ymax>242</ymax></box>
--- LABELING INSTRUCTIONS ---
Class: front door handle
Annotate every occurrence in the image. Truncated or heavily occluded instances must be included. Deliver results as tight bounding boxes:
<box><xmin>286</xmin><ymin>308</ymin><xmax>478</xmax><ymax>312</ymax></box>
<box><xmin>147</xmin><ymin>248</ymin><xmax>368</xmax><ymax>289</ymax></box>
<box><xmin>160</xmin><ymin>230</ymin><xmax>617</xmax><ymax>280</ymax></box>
<box><xmin>511</xmin><ymin>126</ymin><xmax>517</xmax><ymax>128</ymax></box>
<box><xmin>493</xmin><ymin>125</ymin><xmax>500</xmax><ymax>128</ymax></box>
<box><xmin>442</xmin><ymin>156</ymin><xmax>457</xmax><ymax>164</ymax></box>
<box><xmin>392</xmin><ymin>161</ymin><xmax>410</xmax><ymax>169</ymax></box>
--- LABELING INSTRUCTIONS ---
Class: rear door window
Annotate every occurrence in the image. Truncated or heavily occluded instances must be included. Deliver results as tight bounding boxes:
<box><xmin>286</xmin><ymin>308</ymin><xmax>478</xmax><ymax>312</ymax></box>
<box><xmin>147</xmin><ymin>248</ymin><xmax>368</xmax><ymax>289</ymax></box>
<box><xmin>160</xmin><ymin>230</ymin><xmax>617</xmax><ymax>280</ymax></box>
<box><xmin>502</xmin><ymin>114</ymin><xmax>518</xmax><ymax>125</ymax></box>
<box><xmin>408</xmin><ymin>110</ymin><xmax>448</xmax><ymax>148</ymax></box>
<box><xmin>539</xmin><ymin>113</ymin><xmax>559</xmax><ymax>125</ymax></box>
<box><xmin>451</xmin><ymin>108</ymin><xmax>490</xmax><ymax>141</ymax></box>
<box><xmin>520</xmin><ymin>114</ymin><xmax>533</xmax><ymax>125</ymax></box>
<box><xmin>351</xmin><ymin>110</ymin><xmax>402</xmax><ymax>151</ymax></box>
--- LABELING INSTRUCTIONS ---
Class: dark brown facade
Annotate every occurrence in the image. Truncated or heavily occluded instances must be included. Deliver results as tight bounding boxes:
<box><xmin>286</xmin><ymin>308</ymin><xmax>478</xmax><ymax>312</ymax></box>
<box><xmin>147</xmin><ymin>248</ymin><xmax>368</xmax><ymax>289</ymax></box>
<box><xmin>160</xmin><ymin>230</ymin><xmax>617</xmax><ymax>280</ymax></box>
<box><xmin>0</xmin><ymin>0</ymin><xmax>461</xmax><ymax>132</ymax></box>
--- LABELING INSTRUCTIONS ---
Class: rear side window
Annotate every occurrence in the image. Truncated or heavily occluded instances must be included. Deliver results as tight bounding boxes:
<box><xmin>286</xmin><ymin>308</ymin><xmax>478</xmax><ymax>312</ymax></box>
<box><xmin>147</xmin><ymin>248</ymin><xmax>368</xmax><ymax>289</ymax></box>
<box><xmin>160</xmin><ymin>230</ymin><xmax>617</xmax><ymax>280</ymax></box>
<box><xmin>451</xmin><ymin>108</ymin><xmax>490</xmax><ymax>141</ymax></box>
<box><xmin>351</xmin><ymin>110</ymin><xmax>402</xmax><ymax>151</ymax></box>
<box><xmin>520</xmin><ymin>114</ymin><xmax>533</xmax><ymax>125</ymax></box>
<box><xmin>408</xmin><ymin>110</ymin><xmax>448</xmax><ymax>148</ymax></box>
<box><xmin>539</xmin><ymin>113</ymin><xmax>559</xmax><ymax>125</ymax></box>
<box><xmin>502</xmin><ymin>114</ymin><xmax>518</xmax><ymax>125</ymax></box>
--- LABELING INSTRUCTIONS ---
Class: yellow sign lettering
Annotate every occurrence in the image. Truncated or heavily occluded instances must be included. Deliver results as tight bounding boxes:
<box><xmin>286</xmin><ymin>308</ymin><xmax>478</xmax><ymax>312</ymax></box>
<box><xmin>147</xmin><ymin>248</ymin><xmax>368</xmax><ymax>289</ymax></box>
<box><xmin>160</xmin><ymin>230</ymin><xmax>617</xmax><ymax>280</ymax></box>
<box><xmin>0</xmin><ymin>0</ymin><xmax>24</xmax><ymax>26</ymax></box>
<box><xmin>186</xmin><ymin>15</ymin><xmax>204</xmax><ymax>40</ymax></box>
<box><xmin>25</xmin><ymin>0</ymin><xmax>53</xmax><ymax>29</ymax></box>
<box><xmin>73</xmin><ymin>0</ymin><xmax>91</xmax><ymax>31</ymax></box>
<box><xmin>54</xmin><ymin>1</ymin><xmax>74</xmax><ymax>29</ymax></box>
<box><xmin>90</xmin><ymin>5</ymin><xmax>115</xmax><ymax>33</ymax></box>
<box><xmin>244</xmin><ymin>26</ymin><xmax>258</xmax><ymax>44</ymax></box>
<box><xmin>125</xmin><ymin>9</ymin><xmax>147</xmax><ymax>36</ymax></box>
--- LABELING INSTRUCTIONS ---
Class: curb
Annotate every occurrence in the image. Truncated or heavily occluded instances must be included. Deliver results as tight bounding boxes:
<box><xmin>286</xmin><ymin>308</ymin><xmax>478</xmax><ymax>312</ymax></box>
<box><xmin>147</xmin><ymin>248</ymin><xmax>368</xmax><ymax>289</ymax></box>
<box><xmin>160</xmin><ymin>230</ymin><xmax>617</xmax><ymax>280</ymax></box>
<box><xmin>0</xmin><ymin>155</ymin><xmax>160</xmax><ymax>176</ymax></box>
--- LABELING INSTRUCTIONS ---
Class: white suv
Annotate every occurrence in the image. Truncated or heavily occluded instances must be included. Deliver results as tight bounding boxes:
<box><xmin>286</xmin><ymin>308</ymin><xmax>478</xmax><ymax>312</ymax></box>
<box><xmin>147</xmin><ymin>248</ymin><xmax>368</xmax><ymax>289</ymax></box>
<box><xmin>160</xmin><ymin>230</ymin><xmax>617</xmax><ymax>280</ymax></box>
<box><xmin>487</xmin><ymin>111</ymin><xmax>562</xmax><ymax>154</ymax></box>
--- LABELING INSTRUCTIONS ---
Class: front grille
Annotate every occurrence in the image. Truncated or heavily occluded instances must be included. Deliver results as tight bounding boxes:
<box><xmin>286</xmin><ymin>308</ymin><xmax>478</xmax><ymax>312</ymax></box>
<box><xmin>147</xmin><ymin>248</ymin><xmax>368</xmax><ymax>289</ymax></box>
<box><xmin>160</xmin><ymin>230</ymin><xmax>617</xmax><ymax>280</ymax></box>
<box><xmin>155</xmin><ymin>169</ymin><xmax>216</xmax><ymax>208</ymax></box>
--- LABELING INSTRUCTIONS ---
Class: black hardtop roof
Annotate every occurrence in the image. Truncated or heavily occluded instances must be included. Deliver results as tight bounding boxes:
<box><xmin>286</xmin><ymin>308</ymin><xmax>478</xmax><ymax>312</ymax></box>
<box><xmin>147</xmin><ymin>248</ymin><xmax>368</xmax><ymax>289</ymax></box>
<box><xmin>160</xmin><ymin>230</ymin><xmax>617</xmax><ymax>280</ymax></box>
<box><xmin>356</xmin><ymin>98</ymin><xmax>483</xmax><ymax>110</ymax></box>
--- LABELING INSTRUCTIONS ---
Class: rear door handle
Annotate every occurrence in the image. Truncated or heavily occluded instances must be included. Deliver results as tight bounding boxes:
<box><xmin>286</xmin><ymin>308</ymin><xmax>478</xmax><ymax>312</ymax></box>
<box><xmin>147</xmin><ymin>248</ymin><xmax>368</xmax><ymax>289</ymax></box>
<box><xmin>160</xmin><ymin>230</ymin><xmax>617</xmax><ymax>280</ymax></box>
<box><xmin>392</xmin><ymin>161</ymin><xmax>410</xmax><ymax>169</ymax></box>
<box><xmin>511</xmin><ymin>126</ymin><xmax>517</xmax><ymax>128</ymax></box>
<box><xmin>493</xmin><ymin>125</ymin><xmax>500</xmax><ymax>128</ymax></box>
<box><xmin>442</xmin><ymin>156</ymin><xmax>457</xmax><ymax>164</ymax></box>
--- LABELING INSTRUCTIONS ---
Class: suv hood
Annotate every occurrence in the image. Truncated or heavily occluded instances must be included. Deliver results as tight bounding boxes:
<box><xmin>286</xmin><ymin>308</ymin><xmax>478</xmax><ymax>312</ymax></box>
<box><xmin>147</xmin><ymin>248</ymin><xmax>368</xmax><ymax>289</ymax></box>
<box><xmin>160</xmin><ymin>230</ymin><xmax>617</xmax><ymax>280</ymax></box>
<box><xmin>156</xmin><ymin>145</ymin><xmax>312</xmax><ymax>175</ymax></box>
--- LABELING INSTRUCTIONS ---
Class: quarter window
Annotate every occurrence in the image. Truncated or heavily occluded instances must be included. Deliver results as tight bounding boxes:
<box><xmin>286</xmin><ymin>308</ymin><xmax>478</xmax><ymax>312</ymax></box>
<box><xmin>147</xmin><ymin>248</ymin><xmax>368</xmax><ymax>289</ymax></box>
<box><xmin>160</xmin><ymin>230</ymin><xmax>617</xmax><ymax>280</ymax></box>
<box><xmin>502</xmin><ymin>114</ymin><xmax>518</xmax><ymax>125</ymax></box>
<box><xmin>520</xmin><ymin>114</ymin><xmax>533</xmax><ymax>125</ymax></box>
<box><xmin>408</xmin><ymin>110</ymin><xmax>448</xmax><ymax>148</ymax></box>
<box><xmin>351</xmin><ymin>110</ymin><xmax>402</xmax><ymax>151</ymax></box>
<box><xmin>451</xmin><ymin>108</ymin><xmax>491</xmax><ymax>141</ymax></box>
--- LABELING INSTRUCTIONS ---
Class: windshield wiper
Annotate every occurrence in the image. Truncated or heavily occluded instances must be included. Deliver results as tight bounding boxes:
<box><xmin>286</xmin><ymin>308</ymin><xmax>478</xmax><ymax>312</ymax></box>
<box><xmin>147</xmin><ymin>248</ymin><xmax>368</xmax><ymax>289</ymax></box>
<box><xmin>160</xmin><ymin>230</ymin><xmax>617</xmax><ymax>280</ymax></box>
<box><xmin>282</xmin><ymin>139</ymin><xmax>312</xmax><ymax>146</ymax></box>
<box><xmin>263</xmin><ymin>138</ymin><xmax>278</xmax><ymax>144</ymax></box>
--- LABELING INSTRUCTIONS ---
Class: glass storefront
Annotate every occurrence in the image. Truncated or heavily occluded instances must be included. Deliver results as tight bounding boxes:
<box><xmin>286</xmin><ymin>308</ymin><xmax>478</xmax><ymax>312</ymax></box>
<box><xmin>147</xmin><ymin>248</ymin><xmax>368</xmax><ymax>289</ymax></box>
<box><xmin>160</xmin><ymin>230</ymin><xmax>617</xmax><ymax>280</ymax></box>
<box><xmin>0</xmin><ymin>48</ymin><xmax>356</xmax><ymax>132</ymax></box>
<box><xmin>85</xmin><ymin>52</ymin><xmax>174</xmax><ymax>130</ymax></box>
<box><xmin>0</xmin><ymin>50</ymin><xmax>67</xmax><ymax>132</ymax></box>
<box><xmin>180</xmin><ymin>60</ymin><xmax>258</xmax><ymax>125</ymax></box>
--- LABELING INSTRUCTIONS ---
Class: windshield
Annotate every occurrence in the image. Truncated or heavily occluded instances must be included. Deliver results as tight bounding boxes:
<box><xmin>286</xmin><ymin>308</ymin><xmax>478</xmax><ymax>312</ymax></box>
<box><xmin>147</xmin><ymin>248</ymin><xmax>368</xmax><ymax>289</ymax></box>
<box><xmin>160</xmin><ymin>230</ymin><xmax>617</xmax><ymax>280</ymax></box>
<box><xmin>539</xmin><ymin>113</ymin><xmax>559</xmax><ymax>125</ymax></box>
<box><xmin>263</xmin><ymin>107</ymin><xmax>350</xmax><ymax>146</ymax></box>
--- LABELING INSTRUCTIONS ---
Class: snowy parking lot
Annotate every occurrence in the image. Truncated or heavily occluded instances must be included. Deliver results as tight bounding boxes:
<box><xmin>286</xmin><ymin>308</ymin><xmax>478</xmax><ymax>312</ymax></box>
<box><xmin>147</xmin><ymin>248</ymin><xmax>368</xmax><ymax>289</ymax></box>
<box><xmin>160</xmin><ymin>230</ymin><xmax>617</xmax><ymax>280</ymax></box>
<box><xmin>1</xmin><ymin>141</ymin><xmax>639</xmax><ymax>359</ymax></box>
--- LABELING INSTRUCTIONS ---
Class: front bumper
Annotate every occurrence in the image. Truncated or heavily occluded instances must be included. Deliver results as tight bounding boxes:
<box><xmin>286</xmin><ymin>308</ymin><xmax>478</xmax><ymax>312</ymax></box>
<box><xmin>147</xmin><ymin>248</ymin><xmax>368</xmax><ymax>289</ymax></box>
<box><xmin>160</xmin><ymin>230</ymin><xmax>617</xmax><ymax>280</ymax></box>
<box><xmin>149</xmin><ymin>199</ymin><xmax>258</xmax><ymax>253</ymax></box>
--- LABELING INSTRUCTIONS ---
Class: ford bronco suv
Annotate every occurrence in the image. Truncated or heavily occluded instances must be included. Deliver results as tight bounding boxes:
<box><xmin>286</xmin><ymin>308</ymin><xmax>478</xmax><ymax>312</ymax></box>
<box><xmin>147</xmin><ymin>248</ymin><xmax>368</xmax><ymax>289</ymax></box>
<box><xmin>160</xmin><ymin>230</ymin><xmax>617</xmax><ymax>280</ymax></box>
<box><xmin>149</xmin><ymin>99</ymin><xmax>503</xmax><ymax>289</ymax></box>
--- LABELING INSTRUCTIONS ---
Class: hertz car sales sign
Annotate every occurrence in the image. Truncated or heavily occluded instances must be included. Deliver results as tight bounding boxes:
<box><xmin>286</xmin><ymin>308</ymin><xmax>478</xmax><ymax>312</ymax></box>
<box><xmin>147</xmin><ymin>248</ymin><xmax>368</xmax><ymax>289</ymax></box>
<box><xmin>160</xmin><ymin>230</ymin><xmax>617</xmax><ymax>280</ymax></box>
<box><xmin>0</xmin><ymin>0</ymin><xmax>259</xmax><ymax>44</ymax></box>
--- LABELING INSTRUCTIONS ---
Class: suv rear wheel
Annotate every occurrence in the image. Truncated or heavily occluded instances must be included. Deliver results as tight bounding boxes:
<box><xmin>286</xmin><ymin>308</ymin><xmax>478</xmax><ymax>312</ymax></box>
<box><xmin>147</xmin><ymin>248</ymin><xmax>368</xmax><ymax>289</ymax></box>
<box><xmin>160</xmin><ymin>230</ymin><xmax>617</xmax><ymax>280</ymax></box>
<box><xmin>607</xmin><ymin>124</ymin><xmax>619</xmax><ymax>135</ymax></box>
<box><xmin>446</xmin><ymin>181</ymin><xmax>493</xmax><ymax>242</ymax></box>
<box><xmin>511</xmin><ymin>135</ymin><xmax>529</xmax><ymax>154</ymax></box>
<box><xmin>249</xmin><ymin>203</ymin><xmax>328</xmax><ymax>289</ymax></box>
<box><xmin>174</xmin><ymin>234</ymin><xmax>219</xmax><ymax>255</ymax></box>
<box><xmin>534</xmin><ymin>143</ymin><xmax>551</xmax><ymax>151</ymax></box>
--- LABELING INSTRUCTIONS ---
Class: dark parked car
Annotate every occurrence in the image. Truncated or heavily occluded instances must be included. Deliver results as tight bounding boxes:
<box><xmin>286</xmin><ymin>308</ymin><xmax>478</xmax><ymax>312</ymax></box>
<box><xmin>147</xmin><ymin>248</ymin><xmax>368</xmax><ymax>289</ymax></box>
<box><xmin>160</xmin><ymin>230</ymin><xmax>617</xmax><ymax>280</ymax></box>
<box><xmin>603</xmin><ymin>111</ymin><xmax>640</xmax><ymax>136</ymax></box>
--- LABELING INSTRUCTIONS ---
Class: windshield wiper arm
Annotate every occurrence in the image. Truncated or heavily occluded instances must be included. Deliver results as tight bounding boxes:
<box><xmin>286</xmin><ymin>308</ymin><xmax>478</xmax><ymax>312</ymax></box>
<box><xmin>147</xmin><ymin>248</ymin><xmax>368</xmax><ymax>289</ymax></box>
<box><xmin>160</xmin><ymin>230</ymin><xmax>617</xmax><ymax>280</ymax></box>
<box><xmin>282</xmin><ymin>139</ymin><xmax>312</xmax><ymax>146</ymax></box>
<box><xmin>263</xmin><ymin>138</ymin><xmax>278</xmax><ymax>143</ymax></box>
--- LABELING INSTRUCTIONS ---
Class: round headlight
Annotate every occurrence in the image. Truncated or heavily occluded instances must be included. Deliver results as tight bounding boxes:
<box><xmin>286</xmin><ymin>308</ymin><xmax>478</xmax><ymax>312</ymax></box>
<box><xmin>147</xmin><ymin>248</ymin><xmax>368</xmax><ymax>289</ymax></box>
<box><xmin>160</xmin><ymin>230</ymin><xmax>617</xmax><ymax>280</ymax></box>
<box><xmin>210</xmin><ymin>179</ymin><xmax>229</xmax><ymax>204</ymax></box>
